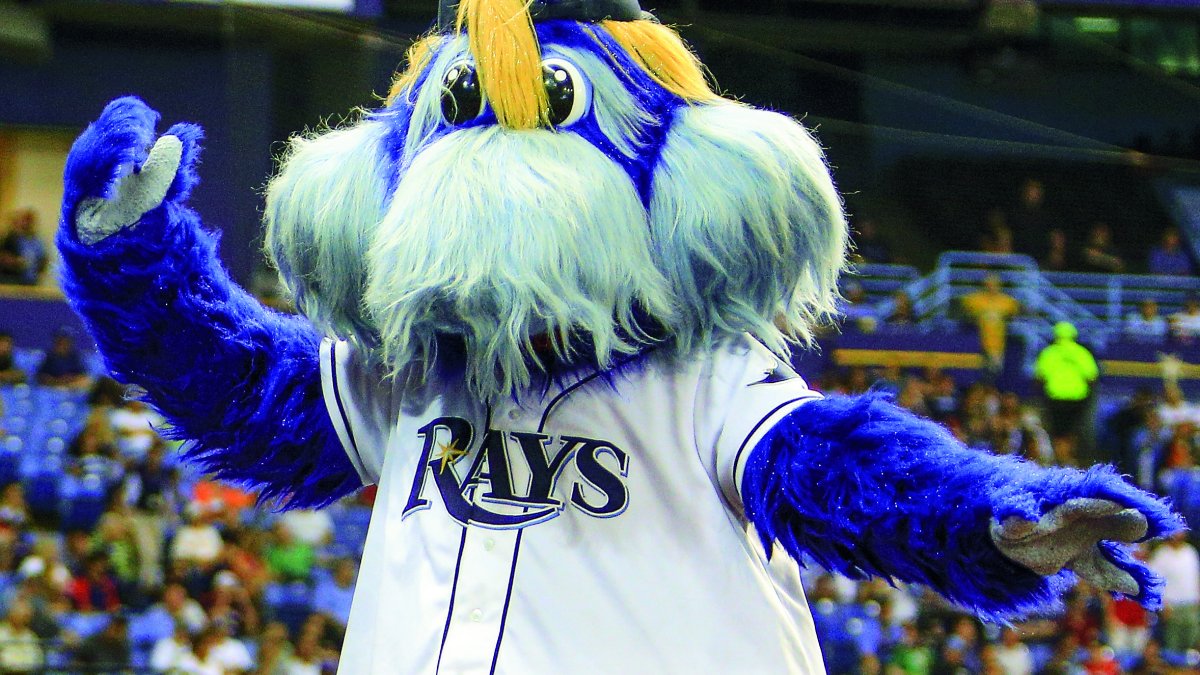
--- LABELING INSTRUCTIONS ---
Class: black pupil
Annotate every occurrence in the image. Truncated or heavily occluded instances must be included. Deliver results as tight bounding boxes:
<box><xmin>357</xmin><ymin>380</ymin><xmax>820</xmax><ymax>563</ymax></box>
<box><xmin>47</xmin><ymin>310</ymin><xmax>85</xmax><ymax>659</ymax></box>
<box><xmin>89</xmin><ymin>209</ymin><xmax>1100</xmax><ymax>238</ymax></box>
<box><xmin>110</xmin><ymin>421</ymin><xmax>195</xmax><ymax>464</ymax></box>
<box><xmin>543</xmin><ymin>64</ymin><xmax>575</xmax><ymax>126</ymax></box>
<box><xmin>441</xmin><ymin>64</ymin><xmax>482</xmax><ymax>125</ymax></box>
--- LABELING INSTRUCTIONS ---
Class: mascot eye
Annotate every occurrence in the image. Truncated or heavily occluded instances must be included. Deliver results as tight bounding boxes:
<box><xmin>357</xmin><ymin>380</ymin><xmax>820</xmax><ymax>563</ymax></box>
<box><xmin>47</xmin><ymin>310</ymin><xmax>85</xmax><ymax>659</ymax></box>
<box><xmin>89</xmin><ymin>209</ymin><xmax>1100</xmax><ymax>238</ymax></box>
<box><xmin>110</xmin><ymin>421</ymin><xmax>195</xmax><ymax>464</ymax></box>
<box><xmin>441</xmin><ymin>61</ymin><xmax>484</xmax><ymax>126</ymax></box>
<box><xmin>542</xmin><ymin>58</ymin><xmax>589</xmax><ymax>128</ymax></box>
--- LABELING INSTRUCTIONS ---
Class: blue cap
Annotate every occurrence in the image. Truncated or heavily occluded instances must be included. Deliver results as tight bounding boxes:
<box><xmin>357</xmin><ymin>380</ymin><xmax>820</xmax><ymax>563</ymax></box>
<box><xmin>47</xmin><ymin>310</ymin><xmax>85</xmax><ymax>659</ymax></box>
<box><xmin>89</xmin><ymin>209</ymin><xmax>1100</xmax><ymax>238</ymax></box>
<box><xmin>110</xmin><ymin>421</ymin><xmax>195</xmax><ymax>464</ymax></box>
<box><xmin>438</xmin><ymin>0</ymin><xmax>648</xmax><ymax>31</ymax></box>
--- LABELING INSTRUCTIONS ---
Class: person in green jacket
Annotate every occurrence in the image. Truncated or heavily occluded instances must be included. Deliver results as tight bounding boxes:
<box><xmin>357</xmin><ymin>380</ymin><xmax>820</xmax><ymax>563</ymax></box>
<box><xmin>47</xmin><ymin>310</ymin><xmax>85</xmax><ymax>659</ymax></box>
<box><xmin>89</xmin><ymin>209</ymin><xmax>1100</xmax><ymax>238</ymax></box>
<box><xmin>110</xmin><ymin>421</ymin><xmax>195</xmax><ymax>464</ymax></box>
<box><xmin>1035</xmin><ymin>322</ymin><xmax>1099</xmax><ymax>467</ymax></box>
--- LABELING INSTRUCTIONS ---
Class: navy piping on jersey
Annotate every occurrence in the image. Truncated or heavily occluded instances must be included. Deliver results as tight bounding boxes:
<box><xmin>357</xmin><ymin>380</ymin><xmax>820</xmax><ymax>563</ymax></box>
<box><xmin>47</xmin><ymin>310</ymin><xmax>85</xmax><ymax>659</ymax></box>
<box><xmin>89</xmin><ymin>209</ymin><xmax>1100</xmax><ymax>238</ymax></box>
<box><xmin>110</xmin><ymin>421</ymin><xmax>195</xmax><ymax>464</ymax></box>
<box><xmin>435</xmin><ymin>405</ymin><xmax>491</xmax><ymax>674</ymax></box>
<box><xmin>435</xmin><ymin>529</ymin><xmax>470</xmax><ymax>674</ymax></box>
<box><xmin>329</xmin><ymin>344</ymin><xmax>360</xmax><ymax>458</ymax></box>
<box><xmin>730</xmin><ymin>395</ymin><xmax>815</xmax><ymax>493</ymax></box>
<box><xmin>537</xmin><ymin>348</ymin><xmax>658</xmax><ymax>431</ymax></box>
<box><xmin>490</xmin><ymin>529</ymin><xmax>524</xmax><ymax>674</ymax></box>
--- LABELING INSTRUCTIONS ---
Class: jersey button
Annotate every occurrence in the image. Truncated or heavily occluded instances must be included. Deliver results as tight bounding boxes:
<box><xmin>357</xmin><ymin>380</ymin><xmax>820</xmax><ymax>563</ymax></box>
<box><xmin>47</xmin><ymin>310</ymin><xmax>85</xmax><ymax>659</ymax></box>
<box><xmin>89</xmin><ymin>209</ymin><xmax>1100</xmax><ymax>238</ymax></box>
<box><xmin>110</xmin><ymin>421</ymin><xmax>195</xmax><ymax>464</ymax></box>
<box><xmin>507</xmin><ymin>408</ymin><xmax>521</xmax><ymax>422</ymax></box>
<box><xmin>484</xmin><ymin>537</ymin><xmax>496</xmax><ymax>551</ymax></box>
<box><xmin>469</xmin><ymin>609</ymin><xmax>483</xmax><ymax>622</ymax></box>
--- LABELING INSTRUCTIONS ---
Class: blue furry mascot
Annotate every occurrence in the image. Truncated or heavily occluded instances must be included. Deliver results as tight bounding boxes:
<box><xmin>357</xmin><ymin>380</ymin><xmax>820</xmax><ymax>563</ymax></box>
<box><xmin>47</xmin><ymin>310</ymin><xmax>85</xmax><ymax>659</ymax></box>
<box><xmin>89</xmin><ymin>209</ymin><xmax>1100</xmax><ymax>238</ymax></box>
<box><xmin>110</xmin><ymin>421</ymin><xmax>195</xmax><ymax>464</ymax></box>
<box><xmin>59</xmin><ymin>0</ymin><xmax>1182</xmax><ymax>671</ymax></box>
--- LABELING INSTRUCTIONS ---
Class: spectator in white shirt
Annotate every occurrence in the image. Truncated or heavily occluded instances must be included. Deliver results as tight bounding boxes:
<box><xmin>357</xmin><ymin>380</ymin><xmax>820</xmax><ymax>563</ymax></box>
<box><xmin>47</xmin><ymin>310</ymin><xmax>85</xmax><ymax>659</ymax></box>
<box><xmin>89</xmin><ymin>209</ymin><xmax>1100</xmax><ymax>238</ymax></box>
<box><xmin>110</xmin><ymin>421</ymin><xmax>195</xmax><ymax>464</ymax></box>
<box><xmin>280</xmin><ymin>509</ymin><xmax>334</xmax><ymax>549</ymax></box>
<box><xmin>1147</xmin><ymin>532</ymin><xmax>1200</xmax><ymax>652</ymax></box>
<box><xmin>0</xmin><ymin>599</ymin><xmax>43</xmax><ymax>673</ymax></box>
<box><xmin>171</xmin><ymin>507</ymin><xmax>224</xmax><ymax>575</ymax></box>
<box><xmin>1125</xmin><ymin>299</ymin><xmax>1168</xmax><ymax>341</ymax></box>
<box><xmin>992</xmin><ymin>627</ymin><xmax>1032</xmax><ymax>675</ymax></box>
<box><xmin>109</xmin><ymin>398</ymin><xmax>162</xmax><ymax>463</ymax></box>
<box><xmin>1172</xmin><ymin>297</ymin><xmax>1200</xmax><ymax>340</ymax></box>
<box><xmin>1156</xmin><ymin>384</ymin><xmax>1199</xmax><ymax>431</ymax></box>
<box><xmin>150</xmin><ymin>621</ymin><xmax>201</xmax><ymax>673</ymax></box>
<box><xmin>207</xmin><ymin>618</ymin><xmax>254</xmax><ymax>675</ymax></box>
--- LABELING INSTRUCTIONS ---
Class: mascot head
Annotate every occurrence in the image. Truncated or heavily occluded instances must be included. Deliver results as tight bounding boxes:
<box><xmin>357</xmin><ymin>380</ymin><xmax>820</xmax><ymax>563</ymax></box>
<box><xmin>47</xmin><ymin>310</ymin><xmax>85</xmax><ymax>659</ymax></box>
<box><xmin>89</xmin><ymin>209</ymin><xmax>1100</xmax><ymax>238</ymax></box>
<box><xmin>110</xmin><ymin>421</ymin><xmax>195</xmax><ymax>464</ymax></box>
<box><xmin>265</xmin><ymin>0</ymin><xmax>848</xmax><ymax>398</ymax></box>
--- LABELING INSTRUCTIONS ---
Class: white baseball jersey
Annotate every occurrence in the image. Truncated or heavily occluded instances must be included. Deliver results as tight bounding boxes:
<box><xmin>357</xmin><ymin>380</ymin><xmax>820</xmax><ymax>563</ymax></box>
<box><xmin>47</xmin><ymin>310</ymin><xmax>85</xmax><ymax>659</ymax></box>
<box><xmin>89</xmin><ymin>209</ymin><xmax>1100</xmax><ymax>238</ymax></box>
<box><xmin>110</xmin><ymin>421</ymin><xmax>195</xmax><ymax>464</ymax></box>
<box><xmin>319</xmin><ymin>334</ymin><xmax>826</xmax><ymax>674</ymax></box>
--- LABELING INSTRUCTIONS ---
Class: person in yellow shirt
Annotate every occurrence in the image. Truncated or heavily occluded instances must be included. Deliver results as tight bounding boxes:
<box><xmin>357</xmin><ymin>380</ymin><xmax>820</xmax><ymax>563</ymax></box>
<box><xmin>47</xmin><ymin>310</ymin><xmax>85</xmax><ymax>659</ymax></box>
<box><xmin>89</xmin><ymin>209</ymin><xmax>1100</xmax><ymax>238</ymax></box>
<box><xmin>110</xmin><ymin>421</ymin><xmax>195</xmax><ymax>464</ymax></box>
<box><xmin>961</xmin><ymin>274</ymin><xmax>1021</xmax><ymax>373</ymax></box>
<box><xmin>1035</xmin><ymin>322</ymin><xmax>1099</xmax><ymax>466</ymax></box>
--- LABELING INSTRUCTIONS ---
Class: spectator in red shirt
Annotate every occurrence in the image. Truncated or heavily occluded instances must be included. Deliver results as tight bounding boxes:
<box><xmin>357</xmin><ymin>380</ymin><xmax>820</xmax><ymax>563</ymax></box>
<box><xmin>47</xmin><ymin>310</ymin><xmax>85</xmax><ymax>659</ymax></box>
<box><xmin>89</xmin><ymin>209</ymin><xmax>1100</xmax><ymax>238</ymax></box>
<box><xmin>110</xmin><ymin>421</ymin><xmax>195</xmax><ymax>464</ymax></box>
<box><xmin>67</xmin><ymin>553</ymin><xmax>120</xmax><ymax>613</ymax></box>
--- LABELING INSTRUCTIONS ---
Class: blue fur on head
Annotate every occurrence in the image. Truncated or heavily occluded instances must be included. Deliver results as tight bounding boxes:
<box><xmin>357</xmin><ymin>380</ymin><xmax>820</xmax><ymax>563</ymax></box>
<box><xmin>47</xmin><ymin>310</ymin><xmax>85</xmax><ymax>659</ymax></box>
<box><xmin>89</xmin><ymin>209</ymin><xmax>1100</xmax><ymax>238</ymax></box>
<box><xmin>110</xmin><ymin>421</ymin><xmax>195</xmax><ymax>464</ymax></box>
<box><xmin>741</xmin><ymin>393</ymin><xmax>1185</xmax><ymax>620</ymax></box>
<box><xmin>60</xmin><ymin>97</ymin><xmax>361</xmax><ymax>508</ymax></box>
<box><xmin>265</xmin><ymin>21</ymin><xmax>848</xmax><ymax>400</ymax></box>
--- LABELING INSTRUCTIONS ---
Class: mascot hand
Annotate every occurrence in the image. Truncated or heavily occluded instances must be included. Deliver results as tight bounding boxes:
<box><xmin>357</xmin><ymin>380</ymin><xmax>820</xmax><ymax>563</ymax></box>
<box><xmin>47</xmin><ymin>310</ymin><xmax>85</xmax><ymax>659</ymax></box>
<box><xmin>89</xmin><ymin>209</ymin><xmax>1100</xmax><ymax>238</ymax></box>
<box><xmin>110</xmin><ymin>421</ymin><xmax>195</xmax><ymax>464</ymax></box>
<box><xmin>992</xmin><ymin>497</ymin><xmax>1152</xmax><ymax>597</ymax></box>
<box><xmin>64</xmin><ymin>97</ymin><xmax>202</xmax><ymax>245</ymax></box>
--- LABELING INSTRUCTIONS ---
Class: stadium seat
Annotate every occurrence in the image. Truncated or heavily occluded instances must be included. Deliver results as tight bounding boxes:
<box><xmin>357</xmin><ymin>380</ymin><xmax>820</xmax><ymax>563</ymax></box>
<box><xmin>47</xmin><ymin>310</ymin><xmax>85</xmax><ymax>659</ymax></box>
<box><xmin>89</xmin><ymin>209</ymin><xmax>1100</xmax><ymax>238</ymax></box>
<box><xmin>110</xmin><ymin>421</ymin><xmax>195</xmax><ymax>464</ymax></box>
<box><xmin>128</xmin><ymin>608</ymin><xmax>174</xmax><ymax>651</ymax></box>
<box><xmin>61</xmin><ymin>612</ymin><xmax>112</xmax><ymax>640</ymax></box>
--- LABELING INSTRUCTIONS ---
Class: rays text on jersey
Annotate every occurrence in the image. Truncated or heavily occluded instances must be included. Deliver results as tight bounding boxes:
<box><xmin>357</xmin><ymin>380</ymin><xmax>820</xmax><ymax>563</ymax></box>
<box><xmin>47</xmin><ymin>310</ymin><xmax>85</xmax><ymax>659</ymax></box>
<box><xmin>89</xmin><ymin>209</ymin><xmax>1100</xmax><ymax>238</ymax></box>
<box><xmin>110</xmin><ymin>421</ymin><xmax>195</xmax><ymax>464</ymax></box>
<box><xmin>402</xmin><ymin>417</ymin><xmax>631</xmax><ymax>529</ymax></box>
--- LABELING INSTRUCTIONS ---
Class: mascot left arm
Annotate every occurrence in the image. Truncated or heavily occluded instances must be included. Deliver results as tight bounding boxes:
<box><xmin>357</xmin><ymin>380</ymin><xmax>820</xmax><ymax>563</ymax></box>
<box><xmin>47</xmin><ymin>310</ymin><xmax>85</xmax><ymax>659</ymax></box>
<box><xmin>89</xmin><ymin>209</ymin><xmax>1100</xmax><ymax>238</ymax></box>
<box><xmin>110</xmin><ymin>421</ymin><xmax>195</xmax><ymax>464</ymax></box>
<box><xmin>56</xmin><ymin>97</ymin><xmax>361</xmax><ymax>507</ymax></box>
<box><xmin>741</xmin><ymin>394</ymin><xmax>1184</xmax><ymax>620</ymax></box>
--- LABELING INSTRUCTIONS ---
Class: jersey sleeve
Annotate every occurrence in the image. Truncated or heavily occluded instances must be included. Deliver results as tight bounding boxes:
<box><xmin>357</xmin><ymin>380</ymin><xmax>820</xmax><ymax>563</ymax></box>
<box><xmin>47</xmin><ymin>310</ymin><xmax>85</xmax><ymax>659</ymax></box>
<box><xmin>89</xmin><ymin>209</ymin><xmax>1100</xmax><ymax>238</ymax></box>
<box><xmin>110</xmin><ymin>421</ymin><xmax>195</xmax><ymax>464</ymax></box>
<box><xmin>319</xmin><ymin>338</ymin><xmax>395</xmax><ymax>485</ymax></box>
<box><xmin>694</xmin><ymin>339</ymin><xmax>822</xmax><ymax>516</ymax></box>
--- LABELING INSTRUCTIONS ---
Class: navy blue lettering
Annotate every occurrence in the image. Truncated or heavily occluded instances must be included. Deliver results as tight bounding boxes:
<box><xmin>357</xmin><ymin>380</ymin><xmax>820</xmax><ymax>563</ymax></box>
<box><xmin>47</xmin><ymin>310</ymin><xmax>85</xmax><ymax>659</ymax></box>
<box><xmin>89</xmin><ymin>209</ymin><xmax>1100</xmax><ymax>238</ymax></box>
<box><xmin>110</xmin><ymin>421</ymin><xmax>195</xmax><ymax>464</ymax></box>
<box><xmin>403</xmin><ymin>417</ymin><xmax>473</xmax><ymax>518</ymax></box>
<box><xmin>569</xmin><ymin>438</ymin><xmax>630</xmax><ymax>517</ymax></box>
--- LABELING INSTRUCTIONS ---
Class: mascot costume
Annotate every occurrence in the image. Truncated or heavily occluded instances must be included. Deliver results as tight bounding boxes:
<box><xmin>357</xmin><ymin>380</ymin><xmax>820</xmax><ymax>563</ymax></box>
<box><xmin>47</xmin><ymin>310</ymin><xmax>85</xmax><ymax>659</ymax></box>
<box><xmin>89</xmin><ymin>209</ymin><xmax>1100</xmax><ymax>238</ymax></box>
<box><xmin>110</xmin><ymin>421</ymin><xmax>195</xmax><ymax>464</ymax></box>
<box><xmin>58</xmin><ymin>0</ymin><xmax>1183</xmax><ymax>672</ymax></box>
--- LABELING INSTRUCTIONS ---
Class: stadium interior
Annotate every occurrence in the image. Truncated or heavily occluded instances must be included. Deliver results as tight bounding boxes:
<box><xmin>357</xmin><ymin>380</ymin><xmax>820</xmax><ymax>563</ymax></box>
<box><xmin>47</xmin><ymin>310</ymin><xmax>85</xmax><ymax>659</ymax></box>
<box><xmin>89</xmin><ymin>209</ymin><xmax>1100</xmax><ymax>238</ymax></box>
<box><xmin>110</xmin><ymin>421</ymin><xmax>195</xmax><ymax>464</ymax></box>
<box><xmin>2</xmin><ymin>0</ymin><xmax>1200</xmax><ymax>672</ymax></box>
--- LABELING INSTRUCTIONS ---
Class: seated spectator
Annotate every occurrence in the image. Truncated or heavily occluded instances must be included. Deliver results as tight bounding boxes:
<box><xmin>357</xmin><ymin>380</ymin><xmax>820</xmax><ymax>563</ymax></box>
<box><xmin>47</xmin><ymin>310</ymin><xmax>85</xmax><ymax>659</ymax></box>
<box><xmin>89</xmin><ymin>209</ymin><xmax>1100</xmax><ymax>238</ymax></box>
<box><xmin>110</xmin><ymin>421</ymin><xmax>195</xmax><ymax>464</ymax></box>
<box><xmin>171</xmin><ymin>507</ymin><xmax>225</xmax><ymax>578</ymax></box>
<box><xmin>208</xmin><ymin>571</ymin><xmax>260</xmax><ymax>639</ymax></box>
<box><xmin>980</xmin><ymin>209</ymin><xmax>1013</xmax><ymax>254</ymax></box>
<box><xmin>889</xmin><ymin>291</ymin><xmax>916</xmax><ymax>325</ymax></box>
<box><xmin>313</xmin><ymin>558</ymin><xmax>356</xmax><ymax>630</ymax></box>
<box><xmin>223</xmin><ymin>529</ymin><xmax>270</xmax><ymax>599</ymax></box>
<box><xmin>208</xmin><ymin>617</ymin><xmax>254</xmax><ymax>675</ymax></box>
<box><xmin>265</xmin><ymin>522</ymin><xmax>315</xmax><ymax>584</ymax></box>
<box><xmin>190</xmin><ymin>625</ymin><xmax>228</xmax><ymax>675</ymax></box>
<box><xmin>0</xmin><ymin>332</ymin><xmax>27</xmax><ymax>384</ymax></box>
<box><xmin>68</xmin><ymin>423</ymin><xmax>123</xmax><ymax>488</ymax></box>
<box><xmin>1148</xmin><ymin>228</ymin><xmax>1194</xmax><ymax>276</ymax></box>
<box><xmin>148</xmin><ymin>583</ymin><xmax>207</xmax><ymax>636</ymax></box>
<box><xmin>839</xmin><ymin>282</ymin><xmax>875</xmax><ymax>328</ymax></box>
<box><xmin>67</xmin><ymin>552</ymin><xmax>120</xmax><ymax>613</ymax></box>
<box><xmin>255</xmin><ymin>622</ymin><xmax>294</xmax><ymax>675</ymax></box>
<box><xmin>993</xmin><ymin>627</ymin><xmax>1032</xmax><ymax>675</ymax></box>
<box><xmin>36</xmin><ymin>331</ymin><xmax>90</xmax><ymax>390</ymax></box>
<box><xmin>1125</xmin><ymin>299</ymin><xmax>1168</xmax><ymax>340</ymax></box>
<box><xmin>0</xmin><ymin>483</ymin><xmax>29</xmax><ymax>543</ymax></box>
<box><xmin>1041</xmin><ymin>228</ymin><xmax>1071</xmax><ymax>272</ymax></box>
<box><xmin>93</xmin><ymin>509</ymin><xmax>140</xmax><ymax>604</ymax></box>
<box><xmin>1161</xmin><ymin>422</ymin><xmax>1198</xmax><ymax>470</ymax></box>
<box><xmin>149</xmin><ymin>621</ymin><xmax>201</xmax><ymax>674</ymax></box>
<box><xmin>1009</xmin><ymin>178</ymin><xmax>1054</xmax><ymax>254</ymax></box>
<box><xmin>0</xmin><ymin>598</ymin><xmax>43</xmax><ymax>673</ymax></box>
<box><xmin>853</xmin><ymin>218</ymin><xmax>891</xmax><ymax>264</ymax></box>
<box><xmin>923</xmin><ymin>367</ymin><xmax>960</xmax><ymax>424</ymax></box>
<box><xmin>72</xmin><ymin>614</ymin><xmax>130</xmax><ymax>670</ymax></box>
<box><xmin>1157</xmin><ymin>384</ymin><xmax>1198</xmax><ymax>430</ymax></box>
<box><xmin>110</xmin><ymin>398</ymin><xmax>162</xmax><ymax>463</ymax></box>
<box><xmin>280</xmin><ymin>509</ymin><xmax>334</xmax><ymax>550</ymax></box>
<box><xmin>1171</xmin><ymin>296</ymin><xmax>1200</xmax><ymax>340</ymax></box>
<box><xmin>1147</xmin><ymin>533</ymin><xmax>1200</xmax><ymax>653</ymax></box>
<box><xmin>0</xmin><ymin>210</ymin><xmax>47</xmax><ymax>286</ymax></box>
<box><xmin>1081</xmin><ymin>222</ymin><xmax>1125</xmax><ymax>274</ymax></box>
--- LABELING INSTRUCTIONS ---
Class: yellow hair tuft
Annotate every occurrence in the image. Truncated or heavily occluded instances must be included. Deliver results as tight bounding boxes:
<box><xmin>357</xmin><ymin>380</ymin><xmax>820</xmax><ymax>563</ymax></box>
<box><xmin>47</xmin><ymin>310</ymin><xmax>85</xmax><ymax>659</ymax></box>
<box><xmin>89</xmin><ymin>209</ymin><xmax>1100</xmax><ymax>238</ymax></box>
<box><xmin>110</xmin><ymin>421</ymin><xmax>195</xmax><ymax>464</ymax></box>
<box><xmin>601</xmin><ymin>19</ymin><xmax>720</xmax><ymax>103</ymax></box>
<box><xmin>458</xmin><ymin>0</ymin><xmax>548</xmax><ymax>130</ymax></box>
<box><xmin>388</xmin><ymin>35</ymin><xmax>443</xmax><ymax>105</ymax></box>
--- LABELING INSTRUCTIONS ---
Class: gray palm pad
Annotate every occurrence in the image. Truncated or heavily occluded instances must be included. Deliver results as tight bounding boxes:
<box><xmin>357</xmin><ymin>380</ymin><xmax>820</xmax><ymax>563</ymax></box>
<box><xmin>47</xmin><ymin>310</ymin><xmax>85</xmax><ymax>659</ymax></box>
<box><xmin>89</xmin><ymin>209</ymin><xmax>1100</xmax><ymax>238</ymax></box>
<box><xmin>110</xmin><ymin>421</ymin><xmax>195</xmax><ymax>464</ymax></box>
<box><xmin>76</xmin><ymin>135</ymin><xmax>182</xmax><ymax>245</ymax></box>
<box><xmin>991</xmin><ymin>498</ymin><xmax>1148</xmax><ymax>596</ymax></box>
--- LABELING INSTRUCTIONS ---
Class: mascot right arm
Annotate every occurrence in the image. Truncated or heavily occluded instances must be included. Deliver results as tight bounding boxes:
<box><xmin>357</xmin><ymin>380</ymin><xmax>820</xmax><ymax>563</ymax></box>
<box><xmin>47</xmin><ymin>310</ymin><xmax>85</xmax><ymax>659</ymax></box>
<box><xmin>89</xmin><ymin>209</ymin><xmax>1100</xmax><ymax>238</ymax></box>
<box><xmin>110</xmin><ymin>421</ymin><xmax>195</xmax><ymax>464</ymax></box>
<box><xmin>57</xmin><ymin>97</ymin><xmax>360</xmax><ymax>507</ymax></box>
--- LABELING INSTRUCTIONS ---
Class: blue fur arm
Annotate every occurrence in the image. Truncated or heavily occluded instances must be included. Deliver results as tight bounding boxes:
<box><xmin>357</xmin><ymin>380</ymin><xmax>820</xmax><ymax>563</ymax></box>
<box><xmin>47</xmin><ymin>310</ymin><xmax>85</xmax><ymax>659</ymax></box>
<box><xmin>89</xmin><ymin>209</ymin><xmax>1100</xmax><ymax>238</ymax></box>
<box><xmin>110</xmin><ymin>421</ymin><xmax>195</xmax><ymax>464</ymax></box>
<box><xmin>57</xmin><ymin>97</ymin><xmax>361</xmax><ymax>508</ymax></box>
<box><xmin>741</xmin><ymin>394</ymin><xmax>1184</xmax><ymax>620</ymax></box>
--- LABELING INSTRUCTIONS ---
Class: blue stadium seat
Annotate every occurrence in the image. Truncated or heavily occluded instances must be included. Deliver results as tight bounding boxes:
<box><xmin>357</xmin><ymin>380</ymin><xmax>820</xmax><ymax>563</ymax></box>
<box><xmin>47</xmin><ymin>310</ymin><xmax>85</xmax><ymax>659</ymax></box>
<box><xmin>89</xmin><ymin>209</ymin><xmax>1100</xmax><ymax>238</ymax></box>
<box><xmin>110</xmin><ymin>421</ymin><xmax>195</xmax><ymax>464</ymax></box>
<box><xmin>128</xmin><ymin>608</ymin><xmax>174</xmax><ymax>651</ymax></box>
<box><xmin>24</xmin><ymin>456</ymin><xmax>64</xmax><ymax>520</ymax></box>
<box><xmin>61</xmin><ymin>612</ymin><xmax>112</xmax><ymax>640</ymax></box>
<box><xmin>60</xmin><ymin>475</ymin><xmax>108</xmax><ymax>531</ymax></box>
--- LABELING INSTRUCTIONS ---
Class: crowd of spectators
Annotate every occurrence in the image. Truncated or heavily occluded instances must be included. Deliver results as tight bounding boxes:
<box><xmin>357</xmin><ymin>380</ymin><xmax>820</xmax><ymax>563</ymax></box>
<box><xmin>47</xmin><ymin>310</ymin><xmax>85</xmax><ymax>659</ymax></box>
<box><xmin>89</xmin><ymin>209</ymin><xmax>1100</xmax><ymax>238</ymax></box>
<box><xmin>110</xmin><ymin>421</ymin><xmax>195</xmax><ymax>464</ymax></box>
<box><xmin>0</xmin><ymin>332</ymin><xmax>365</xmax><ymax>673</ymax></box>
<box><xmin>809</xmin><ymin>364</ymin><xmax>1200</xmax><ymax>674</ymax></box>
<box><xmin>972</xmin><ymin>179</ymin><xmax>1197</xmax><ymax>278</ymax></box>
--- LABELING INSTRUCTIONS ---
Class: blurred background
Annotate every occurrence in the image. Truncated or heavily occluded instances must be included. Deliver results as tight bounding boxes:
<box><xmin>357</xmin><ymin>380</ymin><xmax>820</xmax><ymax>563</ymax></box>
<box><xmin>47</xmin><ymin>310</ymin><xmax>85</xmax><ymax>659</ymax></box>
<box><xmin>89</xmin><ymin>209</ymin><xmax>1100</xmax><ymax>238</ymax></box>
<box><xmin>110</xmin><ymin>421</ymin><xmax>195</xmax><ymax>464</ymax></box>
<box><xmin>2</xmin><ymin>0</ymin><xmax>1200</xmax><ymax>673</ymax></box>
